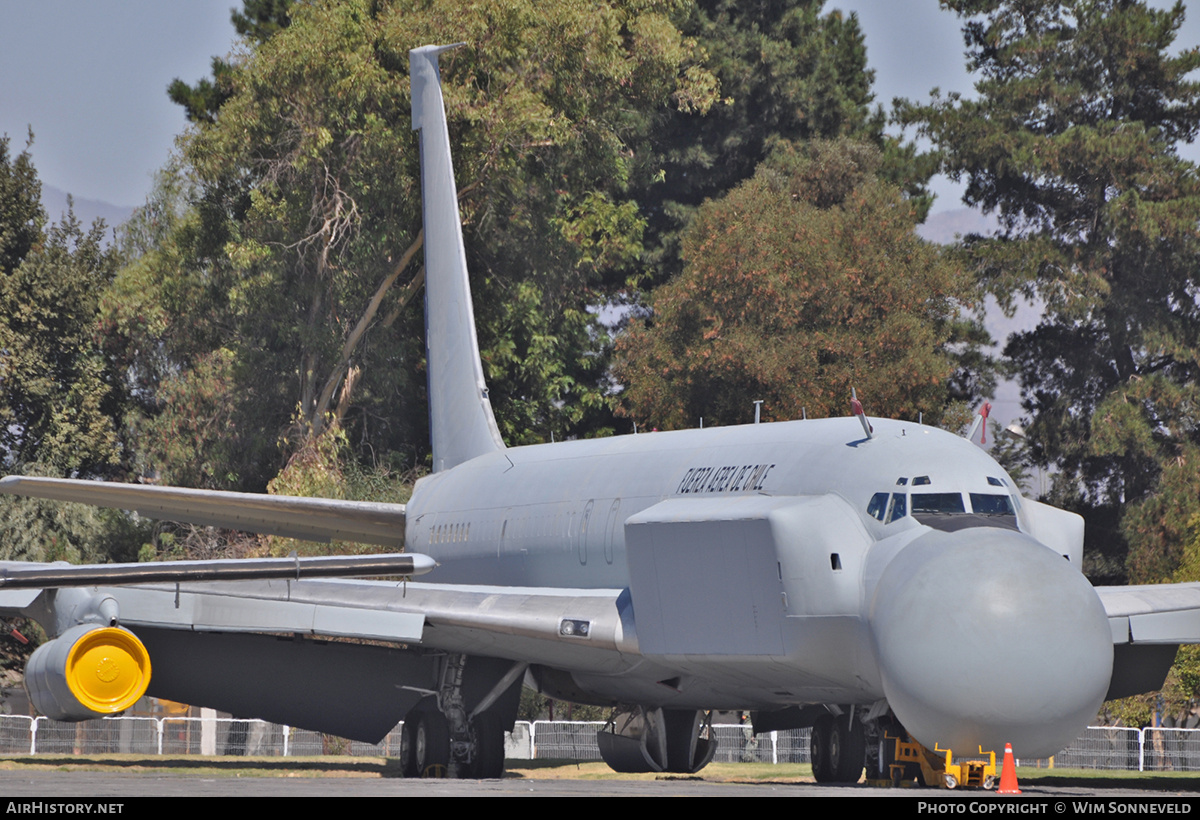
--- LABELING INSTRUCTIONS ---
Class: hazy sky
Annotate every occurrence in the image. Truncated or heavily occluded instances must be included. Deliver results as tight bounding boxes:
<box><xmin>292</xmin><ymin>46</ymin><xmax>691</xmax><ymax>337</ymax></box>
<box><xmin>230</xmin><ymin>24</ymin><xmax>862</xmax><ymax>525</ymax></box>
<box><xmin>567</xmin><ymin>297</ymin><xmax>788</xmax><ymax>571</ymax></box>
<box><xmin>1</xmin><ymin>1</ymin><xmax>1198</xmax><ymax>211</ymax></box>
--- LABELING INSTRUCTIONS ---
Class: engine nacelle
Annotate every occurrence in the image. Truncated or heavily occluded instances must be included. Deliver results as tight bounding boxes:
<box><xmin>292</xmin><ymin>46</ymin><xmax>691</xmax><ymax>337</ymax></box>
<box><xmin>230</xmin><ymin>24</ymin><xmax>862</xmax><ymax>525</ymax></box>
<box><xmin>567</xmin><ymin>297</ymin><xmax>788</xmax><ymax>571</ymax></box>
<box><xmin>25</xmin><ymin>624</ymin><xmax>152</xmax><ymax>721</ymax></box>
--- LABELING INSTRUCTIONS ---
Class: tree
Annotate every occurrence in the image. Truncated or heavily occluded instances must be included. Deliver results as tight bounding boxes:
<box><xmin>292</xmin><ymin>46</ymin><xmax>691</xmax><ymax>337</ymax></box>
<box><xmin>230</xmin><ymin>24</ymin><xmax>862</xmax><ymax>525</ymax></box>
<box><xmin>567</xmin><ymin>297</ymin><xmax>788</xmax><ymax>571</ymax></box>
<box><xmin>0</xmin><ymin>133</ymin><xmax>43</xmax><ymax>277</ymax></box>
<box><xmin>0</xmin><ymin>213</ymin><xmax>125</xmax><ymax>475</ymax></box>
<box><xmin>0</xmin><ymin>138</ymin><xmax>126</xmax><ymax>478</ymax></box>
<box><xmin>614</xmin><ymin>140</ymin><xmax>977</xmax><ymax>430</ymax></box>
<box><xmin>0</xmin><ymin>139</ymin><xmax>145</xmax><ymax>564</ymax></box>
<box><xmin>625</xmin><ymin>0</ymin><xmax>927</xmax><ymax>290</ymax></box>
<box><xmin>899</xmin><ymin>0</ymin><xmax>1200</xmax><ymax>583</ymax></box>
<box><xmin>167</xmin><ymin>0</ymin><xmax>294</xmax><ymax>124</ymax></box>
<box><xmin>112</xmin><ymin>0</ymin><xmax>719</xmax><ymax>492</ymax></box>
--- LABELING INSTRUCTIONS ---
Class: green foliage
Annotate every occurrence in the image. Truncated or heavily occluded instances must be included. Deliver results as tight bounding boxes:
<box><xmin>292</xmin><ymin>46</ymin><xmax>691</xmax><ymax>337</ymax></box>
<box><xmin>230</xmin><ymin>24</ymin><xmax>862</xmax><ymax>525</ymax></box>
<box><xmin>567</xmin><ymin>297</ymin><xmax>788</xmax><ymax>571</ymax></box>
<box><xmin>1100</xmin><ymin>693</ymin><xmax>1156</xmax><ymax>729</ymax></box>
<box><xmin>899</xmin><ymin>0</ymin><xmax>1200</xmax><ymax>583</ymax></box>
<box><xmin>0</xmin><ymin>142</ymin><xmax>151</xmax><ymax>564</ymax></box>
<box><xmin>118</xmin><ymin>0</ymin><xmax>718</xmax><ymax>489</ymax></box>
<box><xmin>0</xmin><ymin>476</ymin><xmax>146</xmax><ymax>565</ymax></box>
<box><xmin>628</xmin><ymin>0</ymin><xmax>921</xmax><ymax>288</ymax></box>
<box><xmin>263</xmin><ymin>417</ymin><xmax>414</xmax><ymax>557</ymax></box>
<box><xmin>0</xmin><ymin>211</ymin><xmax>124</xmax><ymax>476</ymax></box>
<box><xmin>0</xmin><ymin>134</ymin><xmax>43</xmax><ymax>277</ymax></box>
<box><xmin>615</xmin><ymin>139</ymin><xmax>979</xmax><ymax>429</ymax></box>
<box><xmin>168</xmin><ymin>1</ymin><xmax>293</xmax><ymax>124</ymax></box>
<box><xmin>481</xmin><ymin>281</ymin><xmax>615</xmax><ymax>445</ymax></box>
<box><xmin>986</xmin><ymin>420</ymin><xmax>1033</xmax><ymax>494</ymax></box>
<box><xmin>231</xmin><ymin>0</ymin><xmax>292</xmax><ymax>42</ymax></box>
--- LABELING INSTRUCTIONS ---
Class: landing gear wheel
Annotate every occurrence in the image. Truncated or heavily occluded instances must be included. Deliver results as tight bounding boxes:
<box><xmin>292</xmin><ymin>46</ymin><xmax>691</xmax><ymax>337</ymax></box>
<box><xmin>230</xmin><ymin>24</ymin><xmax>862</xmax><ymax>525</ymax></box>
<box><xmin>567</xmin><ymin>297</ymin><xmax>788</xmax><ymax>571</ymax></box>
<box><xmin>832</xmin><ymin>717</ymin><xmax>865</xmax><ymax>783</ymax></box>
<box><xmin>810</xmin><ymin>715</ymin><xmax>834</xmax><ymax>782</ymax></box>
<box><xmin>415</xmin><ymin>709</ymin><xmax>451</xmax><ymax>778</ymax></box>
<box><xmin>399</xmin><ymin>718</ymin><xmax>419</xmax><ymax>778</ymax></box>
<box><xmin>468</xmin><ymin>712</ymin><xmax>506</xmax><ymax>779</ymax></box>
<box><xmin>866</xmin><ymin>733</ymin><xmax>885</xmax><ymax>781</ymax></box>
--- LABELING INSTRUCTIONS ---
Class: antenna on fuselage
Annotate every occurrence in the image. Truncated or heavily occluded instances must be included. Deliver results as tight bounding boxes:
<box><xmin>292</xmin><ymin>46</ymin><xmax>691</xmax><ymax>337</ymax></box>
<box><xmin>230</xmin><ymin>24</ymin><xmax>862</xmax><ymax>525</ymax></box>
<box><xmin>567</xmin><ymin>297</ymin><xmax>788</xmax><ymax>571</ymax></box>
<box><xmin>850</xmin><ymin>388</ymin><xmax>873</xmax><ymax>439</ymax></box>
<box><xmin>964</xmin><ymin>401</ymin><xmax>992</xmax><ymax>444</ymax></box>
<box><xmin>753</xmin><ymin>400</ymin><xmax>763</xmax><ymax>424</ymax></box>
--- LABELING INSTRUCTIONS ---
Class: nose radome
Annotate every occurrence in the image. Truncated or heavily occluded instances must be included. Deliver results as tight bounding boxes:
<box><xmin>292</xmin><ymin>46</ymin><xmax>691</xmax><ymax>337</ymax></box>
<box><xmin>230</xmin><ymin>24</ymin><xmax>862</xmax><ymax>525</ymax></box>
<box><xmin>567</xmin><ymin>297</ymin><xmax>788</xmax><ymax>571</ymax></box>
<box><xmin>868</xmin><ymin>528</ymin><xmax>1113</xmax><ymax>758</ymax></box>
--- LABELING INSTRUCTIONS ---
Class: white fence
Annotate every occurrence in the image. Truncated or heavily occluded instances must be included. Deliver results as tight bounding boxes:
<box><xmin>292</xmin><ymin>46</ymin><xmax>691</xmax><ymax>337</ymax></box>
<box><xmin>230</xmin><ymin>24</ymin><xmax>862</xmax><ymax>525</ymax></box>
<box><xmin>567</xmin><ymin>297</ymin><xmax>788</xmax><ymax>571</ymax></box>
<box><xmin>0</xmin><ymin>716</ymin><xmax>1196</xmax><ymax>771</ymax></box>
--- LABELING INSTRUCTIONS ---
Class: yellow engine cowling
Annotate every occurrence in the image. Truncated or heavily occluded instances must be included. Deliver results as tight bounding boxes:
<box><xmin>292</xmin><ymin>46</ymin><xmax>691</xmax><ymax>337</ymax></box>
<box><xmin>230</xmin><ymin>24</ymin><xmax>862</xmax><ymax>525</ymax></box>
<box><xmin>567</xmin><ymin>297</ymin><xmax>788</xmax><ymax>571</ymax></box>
<box><xmin>25</xmin><ymin>624</ymin><xmax>152</xmax><ymax>720</ymax></box>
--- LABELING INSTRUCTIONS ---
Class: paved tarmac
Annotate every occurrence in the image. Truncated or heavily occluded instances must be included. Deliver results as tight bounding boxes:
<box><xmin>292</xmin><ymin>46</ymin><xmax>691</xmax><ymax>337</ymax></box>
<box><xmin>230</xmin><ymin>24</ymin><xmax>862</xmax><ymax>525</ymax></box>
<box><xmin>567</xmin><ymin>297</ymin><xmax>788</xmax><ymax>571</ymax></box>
<box><xmin>1</xmin><ymin>771</ymin><xmax>1199</xmax><ymax>798</ymax></box>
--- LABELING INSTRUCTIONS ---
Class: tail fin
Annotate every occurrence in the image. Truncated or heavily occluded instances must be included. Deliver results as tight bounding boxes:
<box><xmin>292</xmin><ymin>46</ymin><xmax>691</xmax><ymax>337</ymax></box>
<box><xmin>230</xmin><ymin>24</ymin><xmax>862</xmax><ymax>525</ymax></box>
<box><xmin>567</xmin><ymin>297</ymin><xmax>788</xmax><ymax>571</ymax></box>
<box><xmin>410</xmin><ymin>45</ymin><xmax>505</xmax><ymax>472</ymax></box>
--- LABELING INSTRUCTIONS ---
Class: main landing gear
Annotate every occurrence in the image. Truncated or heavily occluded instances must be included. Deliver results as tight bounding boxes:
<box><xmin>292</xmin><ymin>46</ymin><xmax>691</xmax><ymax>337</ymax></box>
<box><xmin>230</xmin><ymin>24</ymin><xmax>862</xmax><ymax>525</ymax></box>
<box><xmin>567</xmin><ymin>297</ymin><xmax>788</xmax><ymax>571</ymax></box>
<box><xmin>809</xmin><ymin>709</ymin><xmax>866</xmax><ymax>783</ymax></box>
<box><xmin>398</xmin><ymin>654</ymin><xmax>522</xmax><ymax>779</ymax></box>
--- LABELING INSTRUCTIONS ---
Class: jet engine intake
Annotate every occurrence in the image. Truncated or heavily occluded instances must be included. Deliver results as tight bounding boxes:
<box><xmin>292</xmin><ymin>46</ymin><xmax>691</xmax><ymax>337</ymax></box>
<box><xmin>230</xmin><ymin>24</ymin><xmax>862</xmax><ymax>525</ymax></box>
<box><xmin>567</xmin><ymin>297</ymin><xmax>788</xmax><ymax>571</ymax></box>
<box><xmin>25</xmin><ymin>624</ymin><xmax>151</xmax><ymax>721</ymax></box>
<box><xmin>597</xmin><ymin>707</ymin><xmax>717</xmax><ymax>773</ymax></box>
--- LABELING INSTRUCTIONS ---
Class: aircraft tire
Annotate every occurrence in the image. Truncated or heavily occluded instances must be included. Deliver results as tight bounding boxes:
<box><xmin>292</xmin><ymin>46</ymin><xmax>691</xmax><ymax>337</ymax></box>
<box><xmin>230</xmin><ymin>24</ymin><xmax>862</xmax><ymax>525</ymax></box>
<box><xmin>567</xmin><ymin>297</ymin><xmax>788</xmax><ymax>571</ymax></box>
<box><xmin>415</xmin><ymin>709</ymin><xmax>451</xmax><ymax>778</ymax></box>
<box><xmin>468</xmin><ymin>712</ymin><xmax>506</xmax><ymax>779</ymax></box>
<box><xmin>810</xmin><ymin>715</ymin><xmax>835</xmax><ymax>783</ymax></box>
<box><xmin>832</xmin><ymin>718</ymin><xmax>865</xmax><ymax>783</ymax></box>
<box><xmin>399</xmin><ymin>718</ymin><xmax>419</xmax><ymax>778</ymax></box>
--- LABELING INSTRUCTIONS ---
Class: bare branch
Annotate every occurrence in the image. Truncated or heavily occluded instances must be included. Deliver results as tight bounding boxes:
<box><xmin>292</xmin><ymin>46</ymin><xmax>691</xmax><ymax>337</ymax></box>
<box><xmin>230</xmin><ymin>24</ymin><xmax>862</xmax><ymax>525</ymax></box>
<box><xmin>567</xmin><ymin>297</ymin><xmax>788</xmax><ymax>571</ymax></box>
<box><xmin>311</xmin><ymin>230</ymin><xmax>424</xmax><ymax>426</ymax></box>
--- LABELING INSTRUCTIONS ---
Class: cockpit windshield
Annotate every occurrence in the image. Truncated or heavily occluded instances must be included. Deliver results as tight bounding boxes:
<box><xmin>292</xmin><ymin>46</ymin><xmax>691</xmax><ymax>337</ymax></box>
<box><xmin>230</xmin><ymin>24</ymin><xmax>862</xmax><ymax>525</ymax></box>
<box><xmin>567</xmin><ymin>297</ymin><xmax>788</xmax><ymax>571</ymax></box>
<box><xmin>865</xmin><ymin>483</ymin><xmax>1020</xmax><ymax>532</ymax></box>
<box><xmin>912</xmin><ymin>493</ymin><xmax>966</xmax><ymax>514</ymax></box>
<box><xmin>970</xmin><ymin>493</ymin><xmax>1015</xmax><ymax>516</ymax></box>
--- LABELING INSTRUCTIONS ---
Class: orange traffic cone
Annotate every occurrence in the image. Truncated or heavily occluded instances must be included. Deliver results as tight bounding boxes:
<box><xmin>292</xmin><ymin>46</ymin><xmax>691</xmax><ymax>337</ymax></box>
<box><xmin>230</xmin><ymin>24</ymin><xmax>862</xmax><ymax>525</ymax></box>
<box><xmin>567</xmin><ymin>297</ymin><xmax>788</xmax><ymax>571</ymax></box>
<box><xmin>997</xmin><ymin>743</ymin><xmax>1021</xmax><ymax>794</ymax></box>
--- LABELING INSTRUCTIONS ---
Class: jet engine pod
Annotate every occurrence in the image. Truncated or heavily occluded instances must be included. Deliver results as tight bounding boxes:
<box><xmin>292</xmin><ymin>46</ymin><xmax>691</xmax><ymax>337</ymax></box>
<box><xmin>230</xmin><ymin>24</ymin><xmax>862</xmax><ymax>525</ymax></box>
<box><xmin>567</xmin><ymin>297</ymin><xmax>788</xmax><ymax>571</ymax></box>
<box><xmin>25</xmin><ymin>624</ymin><xmax>151</xmax><ymax>721</ymax></box>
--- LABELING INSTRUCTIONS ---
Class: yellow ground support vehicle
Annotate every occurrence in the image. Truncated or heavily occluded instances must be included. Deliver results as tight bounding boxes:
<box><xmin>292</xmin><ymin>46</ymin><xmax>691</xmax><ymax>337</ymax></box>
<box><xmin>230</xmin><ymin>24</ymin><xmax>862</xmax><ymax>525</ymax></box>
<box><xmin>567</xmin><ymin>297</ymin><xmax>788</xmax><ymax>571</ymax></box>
<box><xmin>875</xmin><ymin>730</ymin><xmax>999</xmax><ymax>789</ymax></box>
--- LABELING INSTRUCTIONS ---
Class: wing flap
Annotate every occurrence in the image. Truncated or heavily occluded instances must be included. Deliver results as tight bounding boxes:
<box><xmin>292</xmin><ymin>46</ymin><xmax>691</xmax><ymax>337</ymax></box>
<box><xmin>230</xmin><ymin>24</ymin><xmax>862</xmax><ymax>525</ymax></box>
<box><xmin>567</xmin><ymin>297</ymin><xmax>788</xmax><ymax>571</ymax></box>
<box><xmin>0</xmin><ymin>476</ymin><xmax>406</xmax><ymax>547</ymax></box>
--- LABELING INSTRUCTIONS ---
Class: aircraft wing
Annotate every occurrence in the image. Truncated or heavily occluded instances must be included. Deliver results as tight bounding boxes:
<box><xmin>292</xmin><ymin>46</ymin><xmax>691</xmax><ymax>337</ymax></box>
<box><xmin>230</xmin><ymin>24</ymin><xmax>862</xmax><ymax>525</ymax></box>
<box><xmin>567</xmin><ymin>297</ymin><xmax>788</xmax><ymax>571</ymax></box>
<box><xmin>0</xmin><ymin>475</ymin><xmax>407</xmax><ymax>548</ymax></box>
<box><xmin>1095</xmin><ymin>582</ymin><xmax>1200</xmax><ymax>644</ymax></box>
<box><xmin>1095</xmin><ymin>582</ymin><xmax>1200</xmax><ymax>701</ymax></box>
<box><xmin>0</xmin><ymin>574</ymin><xmax>633</xmax><ymax>743</ymax></box>
<box><xmin>110</xmin><ymin>577</ymin><xmax>634</xmax><ymax>669</ymax></box>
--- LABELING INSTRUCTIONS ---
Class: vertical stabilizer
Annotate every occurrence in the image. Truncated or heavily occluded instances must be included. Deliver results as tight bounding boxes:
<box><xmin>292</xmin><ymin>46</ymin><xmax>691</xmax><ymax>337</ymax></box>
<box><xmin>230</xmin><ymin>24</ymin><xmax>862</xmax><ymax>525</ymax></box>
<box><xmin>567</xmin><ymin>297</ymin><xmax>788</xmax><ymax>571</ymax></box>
<box><xmin>411</xmin><ymin>45</ymin><xmax>505</xmax><ymax>471</ymax></box>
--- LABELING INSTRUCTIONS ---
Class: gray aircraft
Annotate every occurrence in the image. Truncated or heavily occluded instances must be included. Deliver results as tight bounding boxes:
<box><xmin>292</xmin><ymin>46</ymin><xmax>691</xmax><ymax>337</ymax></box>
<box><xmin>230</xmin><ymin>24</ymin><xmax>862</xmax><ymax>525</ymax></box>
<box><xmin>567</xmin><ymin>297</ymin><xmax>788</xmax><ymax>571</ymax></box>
<box><xmin>0</xmin><ymin>44</ymin><xmax>1196</xmax><ymax>782</ymax></box>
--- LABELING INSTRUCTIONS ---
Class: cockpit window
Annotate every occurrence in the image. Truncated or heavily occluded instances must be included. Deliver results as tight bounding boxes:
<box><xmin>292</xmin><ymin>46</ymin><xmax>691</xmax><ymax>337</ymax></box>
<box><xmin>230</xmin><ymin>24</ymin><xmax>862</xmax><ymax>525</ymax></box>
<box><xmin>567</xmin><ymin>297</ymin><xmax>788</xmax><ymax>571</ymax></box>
<box><xmin>912</xmin><ymin>493</ymin><xmax>966</xmax><ymax>514</ymax></box>
<box><xmin>887</xmin><ymin>492</ymin><xmax>907</xmax><ymax>523</ymax></box>
<box><xmin>867</xmin><ymin>492</ymin><xmax>889</xmax><ymax>521</ymax></box>
<box><xmin>970</xmin><ymin>493</ymin><xmax>1015</xmax><ymax>516</ymax></box>
<box><xmin>909</xmin><ymin>490</ymin><xmax>1019</xmax><ymax>533</ymax></box>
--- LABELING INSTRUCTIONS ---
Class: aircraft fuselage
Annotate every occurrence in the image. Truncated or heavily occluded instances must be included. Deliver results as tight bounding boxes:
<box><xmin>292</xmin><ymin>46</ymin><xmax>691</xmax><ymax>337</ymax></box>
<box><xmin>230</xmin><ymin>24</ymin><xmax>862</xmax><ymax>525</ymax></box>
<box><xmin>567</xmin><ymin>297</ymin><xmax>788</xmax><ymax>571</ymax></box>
<box><xmin>407</xmin><ymin>416</ymin><xmax>1114</xmax><ymax>757</ymax></box>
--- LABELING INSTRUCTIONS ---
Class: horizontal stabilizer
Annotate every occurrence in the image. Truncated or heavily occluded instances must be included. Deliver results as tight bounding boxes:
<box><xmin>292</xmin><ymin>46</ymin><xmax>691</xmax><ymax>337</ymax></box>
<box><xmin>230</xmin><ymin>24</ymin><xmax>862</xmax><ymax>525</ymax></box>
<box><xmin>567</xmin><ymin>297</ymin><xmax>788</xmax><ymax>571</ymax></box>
<box><xmin>0</xmin><ymin>476</ymin><xmax>407</xmax><ymax>547</ymax></box>
<box><xmin>0</xmin><ymin>552</ymin><xmax>435</xmax><ymax>589</ymax></box>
